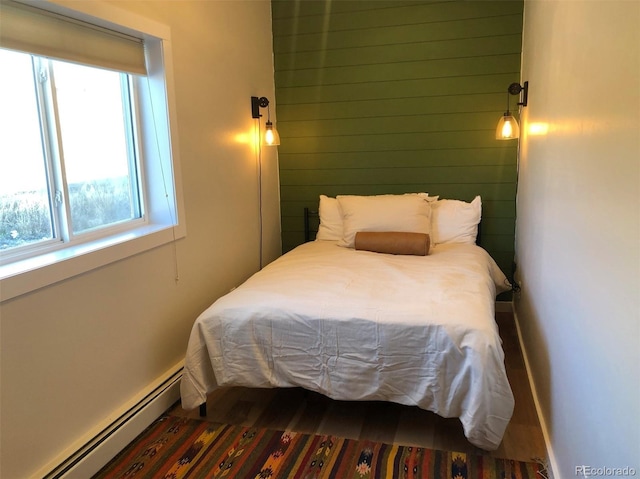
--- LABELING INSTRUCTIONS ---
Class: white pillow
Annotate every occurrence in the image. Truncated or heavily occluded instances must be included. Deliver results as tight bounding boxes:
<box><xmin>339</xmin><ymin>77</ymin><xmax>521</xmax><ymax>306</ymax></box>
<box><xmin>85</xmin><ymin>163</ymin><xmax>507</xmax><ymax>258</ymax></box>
<box><xmin>417</xmin><ymin>192</ymin><xmax>440</xmax><ymax>203</ymax></box>
<box><xmin>315</xmin><ymin>193</ymin><xmax>436</xmax><ymax>242</ymax></box>
<box><xmin>316</xmin><ymin>195</ymin><xmax>343</xmax><ymax>241</ymax></box>
<box><xmin>337</xmin><ymin>194</ymin><xmax>432</xmax><ymax>248</ymax></box>
<box><xmin>431</xmin><ymin>196</ymin><xmax>481</xmax><ymax>244</ymax></box>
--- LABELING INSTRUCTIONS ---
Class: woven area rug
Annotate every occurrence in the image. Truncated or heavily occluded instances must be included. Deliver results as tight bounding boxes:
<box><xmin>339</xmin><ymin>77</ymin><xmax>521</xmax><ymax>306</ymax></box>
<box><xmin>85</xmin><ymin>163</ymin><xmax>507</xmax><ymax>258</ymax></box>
<box><xmin>93</xmin><ymin>415</ymin><xmax>542</xmax><ymax>478</ymax></box>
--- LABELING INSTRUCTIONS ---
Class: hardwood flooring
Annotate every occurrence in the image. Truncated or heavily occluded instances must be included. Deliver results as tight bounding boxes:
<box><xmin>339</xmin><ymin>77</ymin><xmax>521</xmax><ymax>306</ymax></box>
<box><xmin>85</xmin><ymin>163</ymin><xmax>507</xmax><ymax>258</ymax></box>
<box><xmin>169</xmin><ymin>311</ymin><xmax>546</xmax><ymax>463</ymax></box>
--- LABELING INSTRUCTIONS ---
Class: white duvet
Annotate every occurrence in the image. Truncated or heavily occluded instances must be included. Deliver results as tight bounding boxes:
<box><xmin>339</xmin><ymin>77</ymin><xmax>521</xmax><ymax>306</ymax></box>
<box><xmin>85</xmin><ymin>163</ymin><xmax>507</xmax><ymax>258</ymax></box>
<box><xmin>181</xmin><ymin>241</ymin><xmax>514</xmax><ymax>450</ymax></box>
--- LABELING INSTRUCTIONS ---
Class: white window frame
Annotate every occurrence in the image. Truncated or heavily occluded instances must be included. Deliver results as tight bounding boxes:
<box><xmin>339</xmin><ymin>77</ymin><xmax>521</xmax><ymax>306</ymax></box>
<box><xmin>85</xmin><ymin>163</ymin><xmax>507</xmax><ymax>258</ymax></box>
<box><xmin>0</xmin><ymin>0</ymin><xmax>186</xmax><ymax>302</ymax></box>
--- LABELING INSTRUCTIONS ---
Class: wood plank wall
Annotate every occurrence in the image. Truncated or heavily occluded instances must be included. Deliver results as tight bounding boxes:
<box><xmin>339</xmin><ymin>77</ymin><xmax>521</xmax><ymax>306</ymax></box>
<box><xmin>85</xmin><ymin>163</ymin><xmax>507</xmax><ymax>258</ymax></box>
<box><xmin>272</xmin><ymin>0</ymin><xmax>523</xmax><ymax>278</ymax></box>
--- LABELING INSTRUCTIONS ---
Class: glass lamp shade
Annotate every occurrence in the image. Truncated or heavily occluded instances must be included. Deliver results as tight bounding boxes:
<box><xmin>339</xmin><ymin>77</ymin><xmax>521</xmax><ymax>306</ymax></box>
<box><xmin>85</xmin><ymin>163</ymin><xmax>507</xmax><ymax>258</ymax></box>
<box><xmin>496</xmin><ymin>113</ymin><xmax>520</xmax><ymax>140</ymax></box>
<box><xmin>264</xmin><ymin>121</ymin><xmax>280</xmax><ymax>146</ymax></box>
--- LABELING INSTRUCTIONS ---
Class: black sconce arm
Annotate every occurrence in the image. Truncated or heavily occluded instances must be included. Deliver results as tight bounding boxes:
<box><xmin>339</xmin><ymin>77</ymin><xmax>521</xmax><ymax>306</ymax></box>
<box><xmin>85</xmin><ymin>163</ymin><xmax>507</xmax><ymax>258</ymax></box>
<box><xmin>508</xmin><ymin>81</ymin><xmax>529</xmax><ymax>107</ymax></box>
<box><xmin>251</xmin><ymin>96</ymin><xmax>270</xmax><ymax>118</ymax></box>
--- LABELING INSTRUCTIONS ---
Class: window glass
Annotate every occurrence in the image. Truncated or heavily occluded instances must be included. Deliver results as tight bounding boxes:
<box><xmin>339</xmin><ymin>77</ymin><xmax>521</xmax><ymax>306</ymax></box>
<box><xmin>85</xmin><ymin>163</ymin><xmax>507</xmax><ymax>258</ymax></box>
<box><xmin>0</xmin><ymin>48</ymin><xmax>144</xmax><ymax>256</ymax></box>
<box><xmin>52</xmin><ymin>60</ymin><xmax>141</xmax><ymax>235</ymax></box>
<box><xmin>0</xmin><ymin>49</ymin><xmax>54</xmax><ymax>250</ymax></box>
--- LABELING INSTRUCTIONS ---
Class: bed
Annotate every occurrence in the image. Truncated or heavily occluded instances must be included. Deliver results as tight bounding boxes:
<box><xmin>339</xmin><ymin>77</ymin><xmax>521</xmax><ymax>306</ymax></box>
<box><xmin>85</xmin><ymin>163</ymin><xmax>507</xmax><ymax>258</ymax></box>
<box><xmin>180</xmin><ymin>193</ymin><xmax>514</xmax><ymax>450</ymax></box>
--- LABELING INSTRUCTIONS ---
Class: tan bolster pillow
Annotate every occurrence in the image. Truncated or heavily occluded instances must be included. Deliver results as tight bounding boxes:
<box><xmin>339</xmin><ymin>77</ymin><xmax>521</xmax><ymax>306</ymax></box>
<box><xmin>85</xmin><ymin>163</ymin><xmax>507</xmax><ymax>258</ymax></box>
<box><xmin>354</xmin><ymin>231</ymin><xmax>430</xmax><ymax>256</ymax></box>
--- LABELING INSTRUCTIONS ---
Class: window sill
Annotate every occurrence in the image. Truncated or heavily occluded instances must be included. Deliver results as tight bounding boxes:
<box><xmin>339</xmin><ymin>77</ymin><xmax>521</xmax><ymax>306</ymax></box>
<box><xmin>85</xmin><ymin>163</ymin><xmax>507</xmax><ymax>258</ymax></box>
<box><xmin>0</xmin><ymin>224</ymin><xmax>183</xmax><ymax>302</ymax></box>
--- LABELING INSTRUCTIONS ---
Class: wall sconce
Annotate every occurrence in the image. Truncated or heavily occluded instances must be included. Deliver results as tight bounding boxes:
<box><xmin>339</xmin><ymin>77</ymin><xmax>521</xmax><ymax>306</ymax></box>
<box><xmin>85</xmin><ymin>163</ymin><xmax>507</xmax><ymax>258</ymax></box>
<box><xmin>496</xmin><ymin>81</ymin><xmax>528</xmax><ymax>140</ymax></box>
<box><xmin>251</xmin><ymin>96</ymin><xmax>280</xmax><ymax>146</ymax></box>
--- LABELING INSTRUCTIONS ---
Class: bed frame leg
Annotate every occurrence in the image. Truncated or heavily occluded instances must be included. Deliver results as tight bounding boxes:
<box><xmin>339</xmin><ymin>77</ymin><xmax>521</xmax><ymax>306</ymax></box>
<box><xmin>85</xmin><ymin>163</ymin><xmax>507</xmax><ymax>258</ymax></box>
<box><xmin>199</xmin><ymin>403</ymin><xmax>207</xmax><ymax>417</ymax></box>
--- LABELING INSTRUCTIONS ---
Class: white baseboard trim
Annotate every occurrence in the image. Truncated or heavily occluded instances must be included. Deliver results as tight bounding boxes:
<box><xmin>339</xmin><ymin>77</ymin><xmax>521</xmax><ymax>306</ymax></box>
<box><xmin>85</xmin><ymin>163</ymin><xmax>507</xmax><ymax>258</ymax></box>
<box><xmin>512</xmin><ymin>309</ymin><xmax>559</xmax><ymax>479</ymax></box>
<box><xmin>40</xmin><ymin>363</ymin><xmax>183</xmax><ymax>479</ymax></box>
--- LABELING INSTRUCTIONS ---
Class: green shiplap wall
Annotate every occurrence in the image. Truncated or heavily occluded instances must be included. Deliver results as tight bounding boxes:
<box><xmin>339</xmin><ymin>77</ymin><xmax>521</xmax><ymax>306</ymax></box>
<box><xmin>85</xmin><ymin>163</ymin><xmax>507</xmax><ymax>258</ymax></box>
<box><xmin>272</xmin><ymin>0</ymin><xmax>523</xmax><ymax>276</ymax></box>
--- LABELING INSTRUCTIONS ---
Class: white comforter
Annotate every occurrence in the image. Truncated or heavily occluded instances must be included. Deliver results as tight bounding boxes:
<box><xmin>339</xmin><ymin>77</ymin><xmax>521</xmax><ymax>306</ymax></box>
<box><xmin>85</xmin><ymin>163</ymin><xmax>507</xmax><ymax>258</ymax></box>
<box><xmin>181</xmin><ymin>241</ymin><xmax>514</xmax><ymax>450</ymax></box>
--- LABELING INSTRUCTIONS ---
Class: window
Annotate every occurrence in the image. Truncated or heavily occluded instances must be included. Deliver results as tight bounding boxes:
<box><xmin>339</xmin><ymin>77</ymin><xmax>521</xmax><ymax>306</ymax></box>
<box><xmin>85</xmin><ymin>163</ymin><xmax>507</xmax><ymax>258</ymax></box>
<box><xmin>0</xmin><ymin>1</ymin><xmax>185</xmax><ymax>300</ymax></box>
<box><xmin>1</xmin><ymin>49</ymin><xmax>143</xmax><ymax>256</ymax></box>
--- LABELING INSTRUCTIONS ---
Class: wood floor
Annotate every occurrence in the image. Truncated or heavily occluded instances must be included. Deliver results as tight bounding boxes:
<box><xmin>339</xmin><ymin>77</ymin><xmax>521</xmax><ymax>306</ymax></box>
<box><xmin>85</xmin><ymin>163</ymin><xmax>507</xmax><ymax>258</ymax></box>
<box><xmin>169</xmin><ymin>311</ymin><xmax>546</xmax><ymax>463</ymax></box>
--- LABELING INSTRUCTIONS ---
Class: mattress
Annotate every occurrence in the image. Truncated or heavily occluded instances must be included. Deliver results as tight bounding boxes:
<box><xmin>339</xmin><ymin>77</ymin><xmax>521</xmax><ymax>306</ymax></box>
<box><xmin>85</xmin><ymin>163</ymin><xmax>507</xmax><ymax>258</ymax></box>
<box><xmin>181</xmin><ymin>240</ymin><xmax>514</xmax><ymax>450</ymax></box>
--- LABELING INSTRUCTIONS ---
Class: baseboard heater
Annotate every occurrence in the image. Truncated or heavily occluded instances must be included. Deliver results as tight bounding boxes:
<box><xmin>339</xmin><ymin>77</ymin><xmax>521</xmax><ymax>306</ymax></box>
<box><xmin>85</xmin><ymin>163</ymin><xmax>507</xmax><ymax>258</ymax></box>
<box><xmin>43</xmin><ymin>367</ymin><xmax>183</xmax><ymax>479</ymax></box>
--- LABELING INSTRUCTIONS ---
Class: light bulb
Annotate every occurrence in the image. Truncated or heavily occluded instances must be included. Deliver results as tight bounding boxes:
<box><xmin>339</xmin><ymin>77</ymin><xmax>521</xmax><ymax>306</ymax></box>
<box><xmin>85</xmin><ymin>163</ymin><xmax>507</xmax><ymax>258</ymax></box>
<box><xmin>502</xmin><ymin>120</ymin><xmax>513</xmax><ymax>137</ymax></box>
<box><xmin>264</xmin><ymin>121</ymin><xmax>280</xmax><ymax>146</ymax></box>
<box><xmin>496</xmin><ymin>114</ymin><xmax>520</xmax><ymax>140</ymax></box>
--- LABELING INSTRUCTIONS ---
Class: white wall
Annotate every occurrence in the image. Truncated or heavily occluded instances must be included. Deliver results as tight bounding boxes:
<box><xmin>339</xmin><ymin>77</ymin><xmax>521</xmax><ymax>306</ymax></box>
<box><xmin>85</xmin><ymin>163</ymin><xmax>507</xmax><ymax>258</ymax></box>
<box><xmin>0</xmin><ymin>1</ymin><xmax>281</xmax><ymax>477</ymax></box>
<box><xmin>516</xmin><ymin>0</ymin><xmax>639</xmax><ymax>476</ymax></box>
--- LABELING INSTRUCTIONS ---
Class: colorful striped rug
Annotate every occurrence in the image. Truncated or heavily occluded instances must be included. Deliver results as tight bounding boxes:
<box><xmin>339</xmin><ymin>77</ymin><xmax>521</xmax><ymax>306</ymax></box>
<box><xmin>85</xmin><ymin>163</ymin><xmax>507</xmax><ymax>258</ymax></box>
<box><xmin>93</xmin><ymin>415</ymin><xmax>542</xmax><ymax>478</ymax></box>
